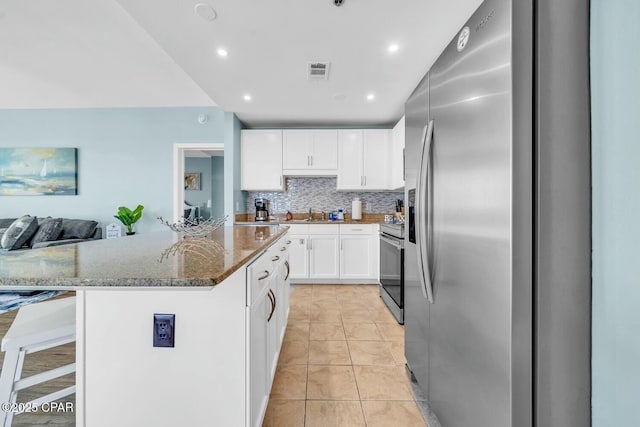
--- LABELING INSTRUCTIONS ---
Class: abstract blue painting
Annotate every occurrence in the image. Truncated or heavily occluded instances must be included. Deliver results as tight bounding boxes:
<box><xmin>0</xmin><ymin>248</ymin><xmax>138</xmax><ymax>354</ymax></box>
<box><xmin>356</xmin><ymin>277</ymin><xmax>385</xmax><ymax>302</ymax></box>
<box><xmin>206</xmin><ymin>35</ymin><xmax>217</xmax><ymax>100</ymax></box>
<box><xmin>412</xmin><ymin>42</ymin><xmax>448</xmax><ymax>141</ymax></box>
<box><xmin>0</xmin><ymin>148</ymin><xmax>78</xmax><ymax>196</ymax></box>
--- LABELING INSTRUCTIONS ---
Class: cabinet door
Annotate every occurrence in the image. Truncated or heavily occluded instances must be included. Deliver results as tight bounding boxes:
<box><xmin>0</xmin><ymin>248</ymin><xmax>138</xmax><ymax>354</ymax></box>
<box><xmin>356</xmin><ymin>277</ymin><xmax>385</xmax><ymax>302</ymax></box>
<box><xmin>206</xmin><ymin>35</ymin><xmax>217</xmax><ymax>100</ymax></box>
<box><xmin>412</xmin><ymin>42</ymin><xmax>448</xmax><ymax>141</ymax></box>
<box><xmin>282</xmin><ymin>130</ymin><xmax>312</xmax><ymax>170</ymax></box>
<box><xmin>310</xmin><ymin>130</ymin><xmax>338</xmax><ymax>169</ymax></box>
<box><xmin>241</xmin><ymin>130</ymin><xmax>284</xmax><ymax>191</ymax></box>
<box><xmin>309</xmin><ymin>235</ymin><xmax>340</xmax><ymax>279</ymax></box>
<box><xmin>337</xmin><ymin>130</ymin><xmax>364</xmax><ymax>190</ymax></box>
<box><xmin>288</xmin><ymin>235</ymin><xmax>309</xmax><ymax>279</ymax></box>
<box><xmin>267</xmin><ymin>278</ymin><xmax>279</xmax><ymax>382</ymax></box>
<box><xmin>249</xmin><ymin>288</ymin><xmax>271</xmax><ymax>427</ymax></box>
<box><xmin>363</xmin><ymin>130</ymin><xmax>390</xmax><ymax>190</ymax></box>
<box><xmin>340</xmin><ymin>235</ymin><xmax>376</xmax><ymax>279</ymax></box>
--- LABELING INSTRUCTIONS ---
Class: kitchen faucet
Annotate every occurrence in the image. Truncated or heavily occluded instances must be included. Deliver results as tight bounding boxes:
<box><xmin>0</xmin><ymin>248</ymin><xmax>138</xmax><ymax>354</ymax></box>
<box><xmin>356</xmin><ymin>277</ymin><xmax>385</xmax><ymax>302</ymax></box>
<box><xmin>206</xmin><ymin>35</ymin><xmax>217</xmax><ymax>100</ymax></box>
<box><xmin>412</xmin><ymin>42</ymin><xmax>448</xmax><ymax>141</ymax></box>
<box><xmin>308</xmin><ymin>208</ymin><xmax>313</xmax><ymax>221</ymax></box>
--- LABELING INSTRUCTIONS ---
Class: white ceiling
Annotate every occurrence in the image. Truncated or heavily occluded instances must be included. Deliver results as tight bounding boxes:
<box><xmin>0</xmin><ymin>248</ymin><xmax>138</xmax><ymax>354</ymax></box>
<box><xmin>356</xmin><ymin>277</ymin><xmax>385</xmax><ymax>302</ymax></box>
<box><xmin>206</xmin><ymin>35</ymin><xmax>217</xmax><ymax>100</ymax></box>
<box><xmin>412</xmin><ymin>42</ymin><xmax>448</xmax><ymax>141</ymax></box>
<box><xmin>0</xmin><ymin>0</ymin><xmax>481</xmax><ymax>127</ymax></box>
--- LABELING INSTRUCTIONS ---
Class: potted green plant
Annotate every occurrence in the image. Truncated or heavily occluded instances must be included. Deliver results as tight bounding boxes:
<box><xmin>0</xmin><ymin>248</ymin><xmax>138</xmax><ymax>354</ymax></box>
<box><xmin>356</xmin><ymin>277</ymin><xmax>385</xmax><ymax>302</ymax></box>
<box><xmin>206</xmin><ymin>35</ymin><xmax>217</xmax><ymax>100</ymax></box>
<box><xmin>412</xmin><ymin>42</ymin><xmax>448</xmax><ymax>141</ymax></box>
<box><xmin>114</xmin><ymin>205</ymin><xmax>144</xmax><ymax>235</ymax></box>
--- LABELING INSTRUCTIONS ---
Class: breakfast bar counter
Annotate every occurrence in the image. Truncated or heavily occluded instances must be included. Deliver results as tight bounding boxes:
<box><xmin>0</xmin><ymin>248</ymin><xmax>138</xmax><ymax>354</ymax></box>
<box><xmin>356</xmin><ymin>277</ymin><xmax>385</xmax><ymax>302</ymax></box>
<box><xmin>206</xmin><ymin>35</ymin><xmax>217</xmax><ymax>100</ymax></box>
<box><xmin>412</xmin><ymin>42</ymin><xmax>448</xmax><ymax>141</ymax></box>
<box><xmin>0</xmin><ymin>225</ymin><xmax>292</xmax><ymax>427</ymax></box>
<box><xmin>0</xmin><ymin>225</ymin><xmax>287</xmax><ymax>288</ymax></box>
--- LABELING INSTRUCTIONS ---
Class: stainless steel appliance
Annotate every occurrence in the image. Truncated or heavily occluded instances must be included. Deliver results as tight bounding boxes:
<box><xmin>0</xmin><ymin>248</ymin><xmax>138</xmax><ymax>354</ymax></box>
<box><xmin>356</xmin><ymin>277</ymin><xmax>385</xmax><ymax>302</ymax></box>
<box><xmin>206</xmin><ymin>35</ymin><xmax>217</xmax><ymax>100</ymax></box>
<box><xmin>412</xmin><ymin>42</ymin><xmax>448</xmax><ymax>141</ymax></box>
<box><xmin>379</xmin><ymin>222</ymin><xmax>404</xmax><ymax>324</ymax></box>
<box><xmin>404</xmin><ymin>1</ymin><xmax>591</xmax><ymax>426</ymax></box>
<box><xmin>254</xmin><ymin>198</ymin><xmax>270</xmax><ymax>222</ymax></box>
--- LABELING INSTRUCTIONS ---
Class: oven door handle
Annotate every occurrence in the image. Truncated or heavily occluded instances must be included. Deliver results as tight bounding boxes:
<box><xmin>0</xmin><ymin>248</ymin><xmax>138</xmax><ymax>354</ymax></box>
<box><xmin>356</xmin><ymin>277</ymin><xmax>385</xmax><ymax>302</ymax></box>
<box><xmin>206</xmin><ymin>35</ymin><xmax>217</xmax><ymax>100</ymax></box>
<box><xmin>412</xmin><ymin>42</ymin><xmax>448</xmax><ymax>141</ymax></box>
<box><xmin>379</xmin><ymin>234</ymin><xmax>403</xmax><ymax>250</ymax></box>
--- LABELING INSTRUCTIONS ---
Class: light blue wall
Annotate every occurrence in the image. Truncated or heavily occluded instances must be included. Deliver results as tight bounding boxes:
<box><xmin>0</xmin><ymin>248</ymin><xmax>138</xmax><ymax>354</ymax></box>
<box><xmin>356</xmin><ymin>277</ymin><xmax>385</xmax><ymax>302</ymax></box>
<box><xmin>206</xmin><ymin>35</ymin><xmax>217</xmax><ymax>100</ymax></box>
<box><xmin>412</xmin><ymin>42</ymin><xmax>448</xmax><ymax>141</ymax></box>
<box><xmin>591</xmin><ymin>1</ymin><xmax>640</xmax><ymax>426</ymax></box>
<box><xmin>0</xmin><ymin>107</ymin><xmax>233</xmax><ymax>233</ymax></box>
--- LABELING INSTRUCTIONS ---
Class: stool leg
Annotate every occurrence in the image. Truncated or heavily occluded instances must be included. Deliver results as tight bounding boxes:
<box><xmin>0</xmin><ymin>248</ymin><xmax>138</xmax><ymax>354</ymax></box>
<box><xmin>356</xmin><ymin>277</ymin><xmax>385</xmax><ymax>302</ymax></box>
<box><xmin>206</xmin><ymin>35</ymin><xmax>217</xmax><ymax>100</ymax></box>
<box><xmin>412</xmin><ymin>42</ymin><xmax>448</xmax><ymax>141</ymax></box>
<box><xmin>0</xmin><ymin>349</ymin><xmax>20</xmax><ymax>427</ymax></box>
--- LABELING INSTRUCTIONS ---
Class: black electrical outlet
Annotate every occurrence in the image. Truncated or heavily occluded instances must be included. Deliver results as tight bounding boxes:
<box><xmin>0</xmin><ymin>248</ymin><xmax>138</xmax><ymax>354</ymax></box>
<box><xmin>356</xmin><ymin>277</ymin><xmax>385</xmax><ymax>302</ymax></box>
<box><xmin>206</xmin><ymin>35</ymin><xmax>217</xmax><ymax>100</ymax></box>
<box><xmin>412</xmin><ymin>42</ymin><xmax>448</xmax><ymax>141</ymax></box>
<box><xmin>153</xmin><ymin>314</ymin><xmax>175</xmax><ymax>347</ymax></box>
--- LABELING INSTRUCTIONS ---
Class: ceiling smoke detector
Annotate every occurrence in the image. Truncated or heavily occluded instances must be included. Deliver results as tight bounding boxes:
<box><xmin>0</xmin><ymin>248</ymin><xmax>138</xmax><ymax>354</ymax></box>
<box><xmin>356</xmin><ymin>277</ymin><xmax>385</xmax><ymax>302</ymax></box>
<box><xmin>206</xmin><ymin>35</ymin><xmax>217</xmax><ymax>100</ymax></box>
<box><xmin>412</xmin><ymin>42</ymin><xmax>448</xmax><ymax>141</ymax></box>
<box><xmin>194</xmin><ymin>3</ymin><xmax>216</xmax><ymax>21</ymax></box>
<box><xmin>307</xmin><ymin>62</ymin><xmax>330</xmax><ymax>80</ymax></box>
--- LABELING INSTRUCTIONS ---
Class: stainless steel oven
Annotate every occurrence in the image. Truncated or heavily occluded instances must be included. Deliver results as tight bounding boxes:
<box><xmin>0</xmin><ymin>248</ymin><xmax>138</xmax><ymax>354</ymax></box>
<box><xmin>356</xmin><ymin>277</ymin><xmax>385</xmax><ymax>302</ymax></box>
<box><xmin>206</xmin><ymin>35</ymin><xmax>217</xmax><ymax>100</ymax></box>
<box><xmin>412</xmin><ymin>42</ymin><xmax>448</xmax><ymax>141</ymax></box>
<box><xmin>379</xmin><ymin>222</ymin><xmax>404</xmax><ymax>324</ymax></box>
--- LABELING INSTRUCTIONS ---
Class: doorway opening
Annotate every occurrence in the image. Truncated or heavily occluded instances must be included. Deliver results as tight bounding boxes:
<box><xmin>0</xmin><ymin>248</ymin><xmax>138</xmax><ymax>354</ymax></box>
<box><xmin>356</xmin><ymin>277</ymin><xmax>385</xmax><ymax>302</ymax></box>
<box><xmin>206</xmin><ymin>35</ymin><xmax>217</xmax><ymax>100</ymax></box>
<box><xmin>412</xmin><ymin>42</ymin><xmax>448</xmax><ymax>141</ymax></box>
<box><xmin>173</xmin><ymin>143</ymin><xmax>224</xmax><ymax>223</ymax></box>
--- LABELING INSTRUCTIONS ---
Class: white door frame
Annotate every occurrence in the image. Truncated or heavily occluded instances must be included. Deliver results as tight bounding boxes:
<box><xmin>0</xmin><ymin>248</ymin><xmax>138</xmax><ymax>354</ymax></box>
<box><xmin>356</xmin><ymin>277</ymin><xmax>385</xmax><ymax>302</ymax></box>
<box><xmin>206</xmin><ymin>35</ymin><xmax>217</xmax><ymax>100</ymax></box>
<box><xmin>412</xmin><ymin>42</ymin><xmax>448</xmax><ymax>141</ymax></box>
<box><xmin>173</xmin><ymin>143</ymin><xmax>224</xmax><ymax>222</ymax></box>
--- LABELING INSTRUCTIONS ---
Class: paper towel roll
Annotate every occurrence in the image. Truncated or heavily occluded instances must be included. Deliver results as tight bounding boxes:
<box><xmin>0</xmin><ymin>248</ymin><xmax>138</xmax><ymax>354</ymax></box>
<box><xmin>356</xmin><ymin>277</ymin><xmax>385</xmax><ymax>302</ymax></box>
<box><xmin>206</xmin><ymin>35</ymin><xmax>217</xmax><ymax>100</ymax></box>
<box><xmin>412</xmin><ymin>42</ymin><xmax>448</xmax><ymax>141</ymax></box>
<box><xmin>351</xmin><ymin>199</ymin><xmax>362</xmax><ymax>220</ymax></box>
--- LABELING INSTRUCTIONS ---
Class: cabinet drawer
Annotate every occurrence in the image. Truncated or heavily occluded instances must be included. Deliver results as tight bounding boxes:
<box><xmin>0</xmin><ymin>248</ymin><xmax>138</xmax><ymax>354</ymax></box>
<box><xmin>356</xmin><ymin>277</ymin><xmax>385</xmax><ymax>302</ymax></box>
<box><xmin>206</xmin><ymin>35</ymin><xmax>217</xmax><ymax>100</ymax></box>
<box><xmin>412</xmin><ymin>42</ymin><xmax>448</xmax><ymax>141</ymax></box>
<box><xmin>267</xmin><ymin>237</ymin><xmax>289</xmax><ymax>261</ymax></box>
<box><xmin>285</xmin><ymin>224</ymin><xmax>308</xmax><ymax>235</ymax></box>
<box><xmin>248</xmin><ymin>254</ymin><xmax>274</xmax><ymax>305</ymax></box>
<box><xmin>308</xmin><ymin>224</ymin><xmax>339</xmax><ymax>235</ymax></box>
<box><xmin>339</xmin><ymin>224</ymin><xmax>375</xmax><ymax>235</ymax></box>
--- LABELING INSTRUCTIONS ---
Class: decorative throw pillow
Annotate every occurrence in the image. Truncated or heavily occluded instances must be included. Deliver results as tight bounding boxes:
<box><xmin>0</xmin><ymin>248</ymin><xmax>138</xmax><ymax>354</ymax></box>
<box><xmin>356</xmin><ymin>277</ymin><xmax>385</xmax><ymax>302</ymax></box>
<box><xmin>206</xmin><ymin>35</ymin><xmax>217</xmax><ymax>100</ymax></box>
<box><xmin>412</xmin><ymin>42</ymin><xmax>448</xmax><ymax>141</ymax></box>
<box><xmin>30</xmin><ymin>217</ymin><xmax>63</xmax><ymax>247</ymax></box>
<box><xmin>0</xmin><ymin>215</ymin><xmax>39</xmax><ymax>250</ymax></box>
<box><xmin>60</xmin><ymin>219</ymin><xmax>98</xmax><ymax>240</ymax></box>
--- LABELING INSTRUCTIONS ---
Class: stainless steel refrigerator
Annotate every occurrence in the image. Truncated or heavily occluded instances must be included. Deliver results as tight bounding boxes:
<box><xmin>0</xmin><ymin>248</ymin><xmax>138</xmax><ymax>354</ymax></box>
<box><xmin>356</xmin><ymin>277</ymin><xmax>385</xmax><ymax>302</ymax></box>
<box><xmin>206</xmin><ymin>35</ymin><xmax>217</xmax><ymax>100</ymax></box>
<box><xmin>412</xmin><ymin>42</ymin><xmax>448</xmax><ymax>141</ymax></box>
<box><xmin>404</xmin><ymin>0</ymin><xmax>591</xmax><ymax>426</ymax></box>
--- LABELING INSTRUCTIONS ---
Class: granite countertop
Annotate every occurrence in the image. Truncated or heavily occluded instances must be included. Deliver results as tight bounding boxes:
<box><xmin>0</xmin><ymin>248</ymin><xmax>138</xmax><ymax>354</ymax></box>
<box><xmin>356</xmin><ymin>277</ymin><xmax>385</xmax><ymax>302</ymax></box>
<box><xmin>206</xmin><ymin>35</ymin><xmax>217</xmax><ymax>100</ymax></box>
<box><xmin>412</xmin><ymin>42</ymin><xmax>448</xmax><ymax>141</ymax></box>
<box><xmin>0</xmin><ymin>225</ymin><xmax>288</xmax><ymax>289</ymax></box>
<box><xmin>235</xmin><ymin>213</ymin><xmax>387</xmax><ymax>225</ymax></box>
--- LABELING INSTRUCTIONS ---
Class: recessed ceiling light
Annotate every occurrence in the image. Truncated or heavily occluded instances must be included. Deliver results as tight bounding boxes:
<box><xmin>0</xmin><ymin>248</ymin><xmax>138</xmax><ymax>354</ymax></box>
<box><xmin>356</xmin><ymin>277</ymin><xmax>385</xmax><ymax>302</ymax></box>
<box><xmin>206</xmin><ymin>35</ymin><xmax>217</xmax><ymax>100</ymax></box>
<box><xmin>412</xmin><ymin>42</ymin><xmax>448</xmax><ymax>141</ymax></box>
<box><xmin>243</xmin><ymin>94</ymin><xmax>252</xmax><ymax>102</ymax></box>
<box><xmin>366</xmin><ymin>93</ymin><xmax>375</xmax><ymax>101</ymax></box>
<box><xmin>217</xmin><ymin>48</ymin><xmax>228</xmax><ymax>57</ymax></box>
<box><xmin>388</xmin><ymin>44</ymin><xmax>400</xmax><ymax>53</ymax></box>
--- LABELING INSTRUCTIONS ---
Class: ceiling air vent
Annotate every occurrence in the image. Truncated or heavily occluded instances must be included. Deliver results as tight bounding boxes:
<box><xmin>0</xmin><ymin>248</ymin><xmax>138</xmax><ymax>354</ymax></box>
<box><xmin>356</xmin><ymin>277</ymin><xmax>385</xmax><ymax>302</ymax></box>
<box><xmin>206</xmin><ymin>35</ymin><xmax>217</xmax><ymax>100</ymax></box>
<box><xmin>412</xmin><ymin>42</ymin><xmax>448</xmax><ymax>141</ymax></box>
<box><xmin>307</xmin><ymin>62</ymin><xmax>330</xmax><ymax>80</ymax></box>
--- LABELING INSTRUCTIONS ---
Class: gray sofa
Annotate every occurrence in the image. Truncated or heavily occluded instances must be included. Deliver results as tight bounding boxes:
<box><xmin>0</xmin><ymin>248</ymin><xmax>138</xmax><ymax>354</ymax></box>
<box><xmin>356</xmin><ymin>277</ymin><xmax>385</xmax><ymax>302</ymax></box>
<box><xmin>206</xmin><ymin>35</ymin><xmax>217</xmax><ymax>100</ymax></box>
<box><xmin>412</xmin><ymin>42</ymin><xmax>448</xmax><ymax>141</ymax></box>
<box><xmin>0</xmin><ymin>217</ymin><xmax>101</xmax><ymax>250</ymax></box>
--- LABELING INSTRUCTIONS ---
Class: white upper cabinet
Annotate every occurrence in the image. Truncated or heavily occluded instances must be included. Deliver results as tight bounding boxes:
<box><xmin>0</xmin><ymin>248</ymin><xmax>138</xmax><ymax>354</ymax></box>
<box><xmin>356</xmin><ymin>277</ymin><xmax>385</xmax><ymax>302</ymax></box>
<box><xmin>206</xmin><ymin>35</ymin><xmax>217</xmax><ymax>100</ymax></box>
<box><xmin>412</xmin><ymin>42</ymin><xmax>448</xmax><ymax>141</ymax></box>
<box><xmin>282</xmin><ymin>130</ymin><xmax>338</xmax><ymax>175</ymax></box>
<box><xmin>337</xmin><ymin>129</ymin><xmax>391</xmax><ymax>191</ymax></box>
<box><xmin>241</xmin><ymin>130</ymin><xmax>284</xmax><ymax>191</ymax></box>
<box><xmin>336</xmin><ymin>130</ymin><xmax>364</xmax><ymax>190</ymax></box>
<box><xmin>389</xmin><ymin>116</ymin><xmax>405</xmax><ymax>190</ymax></box>
<box><xmin>363</xmin><ymin>130</ymin><xmax>390</xmax><ymax>190</ymax></box>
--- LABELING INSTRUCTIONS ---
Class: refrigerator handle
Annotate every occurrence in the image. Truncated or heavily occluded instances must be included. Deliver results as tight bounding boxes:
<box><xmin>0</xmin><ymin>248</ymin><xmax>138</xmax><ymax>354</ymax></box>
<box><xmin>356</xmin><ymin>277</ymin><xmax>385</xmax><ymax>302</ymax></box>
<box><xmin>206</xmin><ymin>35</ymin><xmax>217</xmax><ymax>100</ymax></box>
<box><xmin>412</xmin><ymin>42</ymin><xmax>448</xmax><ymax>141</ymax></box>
<box><xmin>415</xmin><ymin>120</ymin><xmax>435</xmax><ymax>303</ymax></box>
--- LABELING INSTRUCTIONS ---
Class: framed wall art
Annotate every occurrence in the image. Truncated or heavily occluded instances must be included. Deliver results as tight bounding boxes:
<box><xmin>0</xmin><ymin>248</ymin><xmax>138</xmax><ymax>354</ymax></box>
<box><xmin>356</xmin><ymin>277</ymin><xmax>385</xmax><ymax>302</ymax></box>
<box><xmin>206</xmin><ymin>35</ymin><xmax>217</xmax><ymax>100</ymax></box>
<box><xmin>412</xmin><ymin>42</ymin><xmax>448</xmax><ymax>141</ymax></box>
<box><xmin>184</xmin><ymin>172</ymin><xmax>201</xmax><ymax>190</ymax></box>
<box><xmin>0</xmin><ymin>148</ymin><xmax>78</xmax><ymax>196</ymax></box>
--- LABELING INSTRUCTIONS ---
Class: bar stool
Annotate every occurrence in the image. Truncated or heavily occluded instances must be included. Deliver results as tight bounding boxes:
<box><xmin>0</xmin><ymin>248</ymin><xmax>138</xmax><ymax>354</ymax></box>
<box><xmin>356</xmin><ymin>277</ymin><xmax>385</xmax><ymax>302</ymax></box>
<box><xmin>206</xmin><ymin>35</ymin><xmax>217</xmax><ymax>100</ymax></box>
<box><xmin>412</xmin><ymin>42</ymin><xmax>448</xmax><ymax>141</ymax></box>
<box><xmin>0</xmin><ymin>296</ymin><xmax>76</xmax><ymax>426</ymax></box>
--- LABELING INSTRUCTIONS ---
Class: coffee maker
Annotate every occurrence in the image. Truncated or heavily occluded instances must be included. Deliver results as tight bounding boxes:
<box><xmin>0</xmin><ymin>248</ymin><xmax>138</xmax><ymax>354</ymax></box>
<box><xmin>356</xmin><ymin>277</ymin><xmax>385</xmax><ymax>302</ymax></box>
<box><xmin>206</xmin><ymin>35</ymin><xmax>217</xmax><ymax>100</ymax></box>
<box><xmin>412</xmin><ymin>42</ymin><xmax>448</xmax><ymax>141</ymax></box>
<box><xmin>255</xmin><ymin>198</ymin><xmax>270</xmax><ymax>222</ymax></box>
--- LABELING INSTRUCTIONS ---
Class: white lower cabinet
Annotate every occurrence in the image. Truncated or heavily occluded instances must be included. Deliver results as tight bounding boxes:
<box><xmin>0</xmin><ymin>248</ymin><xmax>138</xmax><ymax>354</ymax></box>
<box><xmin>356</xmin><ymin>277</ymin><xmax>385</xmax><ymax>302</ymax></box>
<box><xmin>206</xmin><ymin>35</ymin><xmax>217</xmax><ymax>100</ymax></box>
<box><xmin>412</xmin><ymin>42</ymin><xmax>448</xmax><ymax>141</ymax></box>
<box><xmin>287</xmin><ymin>225</ymin><xmax>340</xmax><ymax>280</ymax></box>
<box><xmin>286</xmin><ymin>224</ymin><xmax>378</xmax><ymax>282</ymax></box>
<box><xmin>339</xmin><ymin>224</ymin><xmax>378</xmax><ymax>279</ymax></box>
<box><xmin>309</xmin><ymin>235</ymin><xmax>340</xmax><ymax>279</ymax></box>
<box><xmin>340</xmin><ymin>236</ymin><xmax>375</xmax><ymax>278</ymax></box>
<box><xmin>248</xmin><ymin>235</ymin><xmax>290</xmax><ymax>427</ymax></box>
<box><xmin>288</xmin><ymin>234</ymin><xmax>309</xmax><ymax>279</ymax></box>
<box><xmin>249</xmin><ymin>283</ymin><xmax>271</xmax><ymax>427</ymax></box>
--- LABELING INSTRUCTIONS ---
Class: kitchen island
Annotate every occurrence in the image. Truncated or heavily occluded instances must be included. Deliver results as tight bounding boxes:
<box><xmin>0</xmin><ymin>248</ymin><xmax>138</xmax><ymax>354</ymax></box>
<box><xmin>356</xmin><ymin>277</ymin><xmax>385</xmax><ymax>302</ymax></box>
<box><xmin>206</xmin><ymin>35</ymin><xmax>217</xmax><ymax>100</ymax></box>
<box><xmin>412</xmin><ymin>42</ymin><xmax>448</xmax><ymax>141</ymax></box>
<box><xmin>0</xmin><ymin>225</ymin><xmax>291</xmax><ymax>427</ymax></box>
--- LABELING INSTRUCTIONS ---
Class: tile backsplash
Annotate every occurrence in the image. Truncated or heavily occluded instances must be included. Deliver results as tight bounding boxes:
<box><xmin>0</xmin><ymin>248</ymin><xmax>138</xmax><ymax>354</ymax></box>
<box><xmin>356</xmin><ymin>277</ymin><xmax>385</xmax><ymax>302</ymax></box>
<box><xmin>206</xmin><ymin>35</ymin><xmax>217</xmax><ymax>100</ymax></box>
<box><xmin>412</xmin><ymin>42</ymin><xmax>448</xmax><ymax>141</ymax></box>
<box><xmin>246</xmin><ymin>177</ymin><xmax>403</xmax><ymax>215</ymax></box>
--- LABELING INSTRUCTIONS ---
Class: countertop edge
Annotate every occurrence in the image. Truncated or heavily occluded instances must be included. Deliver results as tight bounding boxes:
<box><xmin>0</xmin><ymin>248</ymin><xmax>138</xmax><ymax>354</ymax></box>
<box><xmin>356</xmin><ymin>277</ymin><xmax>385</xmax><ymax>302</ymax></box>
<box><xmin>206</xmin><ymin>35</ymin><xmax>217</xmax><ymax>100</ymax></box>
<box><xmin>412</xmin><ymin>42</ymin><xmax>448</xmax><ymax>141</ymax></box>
<box><xmin>0</xmin><ymin>226</ymin><xmax>290</xmax><ymax>290</ymax></box>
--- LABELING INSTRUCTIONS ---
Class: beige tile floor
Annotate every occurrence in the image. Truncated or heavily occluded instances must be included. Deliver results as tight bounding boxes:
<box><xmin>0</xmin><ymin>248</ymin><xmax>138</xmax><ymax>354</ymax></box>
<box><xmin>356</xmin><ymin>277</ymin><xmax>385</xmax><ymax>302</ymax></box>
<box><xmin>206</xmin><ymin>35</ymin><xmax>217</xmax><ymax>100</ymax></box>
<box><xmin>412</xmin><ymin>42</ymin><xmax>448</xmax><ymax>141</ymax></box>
<box><xmin>263</xmin><ymin>284</ymin><xmax>428</xmax><ymax>427</ymax></box>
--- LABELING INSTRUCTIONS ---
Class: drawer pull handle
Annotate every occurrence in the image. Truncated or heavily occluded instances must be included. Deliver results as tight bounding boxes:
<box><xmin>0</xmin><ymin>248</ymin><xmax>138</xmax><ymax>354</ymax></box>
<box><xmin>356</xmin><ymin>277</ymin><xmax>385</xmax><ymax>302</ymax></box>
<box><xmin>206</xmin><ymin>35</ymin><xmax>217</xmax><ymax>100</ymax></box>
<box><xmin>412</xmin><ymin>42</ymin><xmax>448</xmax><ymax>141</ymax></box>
<box><xmin>258</xmin><ymin>270</ymin><xmax>270</xmax><ymax>281</ymax></box>
<box><xmin>280</xmin><ymin>247</ymin><xmax>286</xmax><ymax>252</ymax></box>
<box><xmin>286</xmin><ymin>240</ymin><xmax>292</xmax><ymax>245</ymax></box>
<box><xmin>271</xmin><ymin>256</ymin><xmax>280</xmax><ymax>262</ymax></box>
<box><xmin>267</xmin><ymin>289</ymin><xmax>277</xmax><ymax>322</ymax></box>
<box><xmin>284</xmin><ymin>260</ymin><xmax>290</xmax><ymax>280</ymax></box>
<box><xmin>267</xmin><ymin>291</ymin><xmax>275</xmax><ymax>321</ymax></box>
